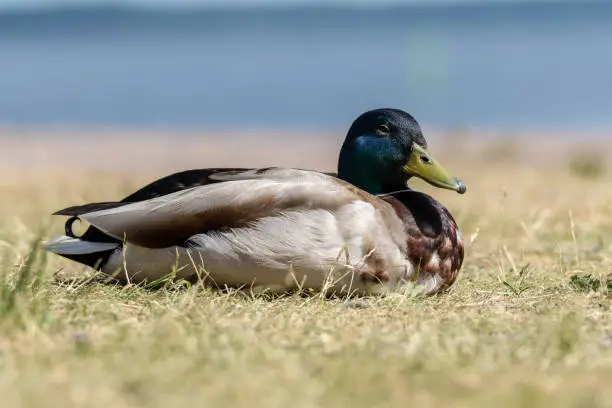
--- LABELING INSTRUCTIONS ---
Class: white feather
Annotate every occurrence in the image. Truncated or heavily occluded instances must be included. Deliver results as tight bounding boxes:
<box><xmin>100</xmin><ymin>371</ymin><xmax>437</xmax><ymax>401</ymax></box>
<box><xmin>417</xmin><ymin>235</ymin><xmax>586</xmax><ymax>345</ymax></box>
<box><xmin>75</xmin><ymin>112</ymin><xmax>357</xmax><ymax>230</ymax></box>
<box><xmin>99</xmin><ymin>201</ymin><xmax>413</xmax><ymax>294</ymax></box>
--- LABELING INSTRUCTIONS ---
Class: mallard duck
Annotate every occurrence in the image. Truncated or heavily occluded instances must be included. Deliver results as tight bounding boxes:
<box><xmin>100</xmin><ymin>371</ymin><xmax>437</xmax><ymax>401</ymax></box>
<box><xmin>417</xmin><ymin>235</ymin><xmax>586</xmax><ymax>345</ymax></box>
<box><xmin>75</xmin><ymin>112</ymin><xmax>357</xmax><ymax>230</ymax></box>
<box><xmin>45</xmin><ymin>109</ymin><xmax>466</xmax><ymax>295</ymax></box>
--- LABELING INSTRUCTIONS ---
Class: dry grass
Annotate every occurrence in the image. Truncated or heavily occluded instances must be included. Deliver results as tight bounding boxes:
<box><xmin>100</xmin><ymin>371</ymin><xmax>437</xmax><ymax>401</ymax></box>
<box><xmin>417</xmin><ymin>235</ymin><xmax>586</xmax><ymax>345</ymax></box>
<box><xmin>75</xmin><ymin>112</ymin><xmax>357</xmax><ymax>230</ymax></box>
<box><xmin>1</xmin><ymin>132</ymin><xmax>612</xmax><ymax>407</ymax></box>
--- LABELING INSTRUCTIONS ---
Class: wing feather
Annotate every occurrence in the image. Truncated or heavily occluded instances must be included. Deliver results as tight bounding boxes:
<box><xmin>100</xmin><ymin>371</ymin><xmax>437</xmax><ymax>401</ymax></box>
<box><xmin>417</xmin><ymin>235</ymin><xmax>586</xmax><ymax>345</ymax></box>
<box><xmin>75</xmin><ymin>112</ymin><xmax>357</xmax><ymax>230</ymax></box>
<box><xmin>80</xmin><ymin>170</ymin><xmax>370</xmax><ymax>248</ymax></box>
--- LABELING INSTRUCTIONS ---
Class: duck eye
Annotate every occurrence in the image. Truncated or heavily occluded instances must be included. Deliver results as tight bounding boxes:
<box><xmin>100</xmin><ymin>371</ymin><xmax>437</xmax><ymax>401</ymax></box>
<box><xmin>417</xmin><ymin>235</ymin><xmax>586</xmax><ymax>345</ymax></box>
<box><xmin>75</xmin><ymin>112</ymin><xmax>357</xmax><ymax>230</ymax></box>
<box><xmin>376</xmin><ymin>123</ymin><xmax>392</xmax><ymax>135</ymax></box>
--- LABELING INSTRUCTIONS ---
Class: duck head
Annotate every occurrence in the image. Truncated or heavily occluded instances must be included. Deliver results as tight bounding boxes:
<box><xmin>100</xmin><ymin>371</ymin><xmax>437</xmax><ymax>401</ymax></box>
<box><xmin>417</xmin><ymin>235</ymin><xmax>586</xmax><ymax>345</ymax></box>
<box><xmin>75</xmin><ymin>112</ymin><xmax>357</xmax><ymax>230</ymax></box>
<box><xmin>338</xmin><ymin>108</ymin><xmax>466</xmax><ymax>195</ymax></box>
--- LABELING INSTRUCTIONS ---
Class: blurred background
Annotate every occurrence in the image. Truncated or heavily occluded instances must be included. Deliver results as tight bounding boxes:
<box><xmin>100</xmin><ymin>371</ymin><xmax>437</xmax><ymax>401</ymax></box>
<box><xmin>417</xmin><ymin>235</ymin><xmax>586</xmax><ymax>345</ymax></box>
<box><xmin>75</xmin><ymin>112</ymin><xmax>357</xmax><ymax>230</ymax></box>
<box><xmin>1</xmin><ymin>0</ymin><xmax>611</xmax><ymax>133</ymax></box>
<box><xmin>1</xmin><ymin>0</ymin><xmax>611</xmax><ymax>182</ymax></box>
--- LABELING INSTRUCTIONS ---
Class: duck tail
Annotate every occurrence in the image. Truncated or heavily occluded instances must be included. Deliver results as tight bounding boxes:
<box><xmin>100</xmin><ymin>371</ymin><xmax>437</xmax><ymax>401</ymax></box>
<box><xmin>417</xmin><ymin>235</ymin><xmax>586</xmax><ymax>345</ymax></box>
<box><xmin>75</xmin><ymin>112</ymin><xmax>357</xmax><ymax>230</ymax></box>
<box><xmin>44</xmin><ymin>236</ymin><xmax>119</xmax><ymax>270</ymax></box>
<box><xmin>65</xmin><ymin>216</ymin><xmax>81</xmax><ymax>238</ymax></box>
<box><xmin>44</xmin><ymin>236</ymin><xmax>118</xmax><ymax>255</ymax></box>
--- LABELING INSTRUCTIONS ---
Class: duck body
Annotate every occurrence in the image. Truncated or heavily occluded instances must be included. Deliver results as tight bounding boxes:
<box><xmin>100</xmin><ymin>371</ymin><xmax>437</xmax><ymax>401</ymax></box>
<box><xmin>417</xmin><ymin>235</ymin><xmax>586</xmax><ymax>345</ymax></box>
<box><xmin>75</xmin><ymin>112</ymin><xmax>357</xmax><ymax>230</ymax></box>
<box><xmin>48</xmin><ymin>168</ymin><xmax>411</xmax><ymax>294</ymax></box>
<box><xmin>46</xmin><ymin>109</ymin><xmax>466</xmax><ymax>295</ymax></box>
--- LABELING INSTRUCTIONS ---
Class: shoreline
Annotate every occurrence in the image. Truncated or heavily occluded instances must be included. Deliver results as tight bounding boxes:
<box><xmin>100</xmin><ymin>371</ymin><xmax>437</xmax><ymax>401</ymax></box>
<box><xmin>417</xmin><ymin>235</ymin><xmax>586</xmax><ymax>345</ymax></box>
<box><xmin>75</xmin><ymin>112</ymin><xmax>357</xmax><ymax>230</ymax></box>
<box><xmin>1</xmin><ymin>129</ymin><xmax>610</xmax><ymax>176</ymax></box>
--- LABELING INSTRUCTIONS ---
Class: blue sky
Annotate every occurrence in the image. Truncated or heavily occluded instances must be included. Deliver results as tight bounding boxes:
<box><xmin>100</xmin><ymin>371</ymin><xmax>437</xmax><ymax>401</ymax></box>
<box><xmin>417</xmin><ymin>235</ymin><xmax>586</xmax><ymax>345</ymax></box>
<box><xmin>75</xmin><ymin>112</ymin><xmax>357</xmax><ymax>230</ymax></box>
<box><xmin>0</xmin><ymin>0</ymin><xmax>575</xmax><ymax>11</ymax></box>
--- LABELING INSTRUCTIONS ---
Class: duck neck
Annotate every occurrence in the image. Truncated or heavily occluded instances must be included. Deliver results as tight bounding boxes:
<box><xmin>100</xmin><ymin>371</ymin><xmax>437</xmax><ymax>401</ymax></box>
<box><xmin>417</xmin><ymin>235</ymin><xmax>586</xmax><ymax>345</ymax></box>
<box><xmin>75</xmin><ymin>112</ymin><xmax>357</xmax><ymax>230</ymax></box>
<box><xmin>380</xmin><ymin>182</ymin><xmax>412</xmax><ymax>195</ymax></box>
<box><xmin>338</xmin><ymin>145</ymin><xmax>384</xmax><ymax>195</ymax></box>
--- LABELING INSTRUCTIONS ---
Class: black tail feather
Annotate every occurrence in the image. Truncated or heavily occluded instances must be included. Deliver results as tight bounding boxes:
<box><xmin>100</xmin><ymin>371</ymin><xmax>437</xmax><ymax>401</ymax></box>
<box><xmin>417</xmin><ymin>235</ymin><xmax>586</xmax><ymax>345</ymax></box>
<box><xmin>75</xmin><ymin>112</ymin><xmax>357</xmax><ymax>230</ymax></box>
<box><xmin>65</xmin><ymin>216</ymin><xmax>80</xmax><ymax>238</ymax></box>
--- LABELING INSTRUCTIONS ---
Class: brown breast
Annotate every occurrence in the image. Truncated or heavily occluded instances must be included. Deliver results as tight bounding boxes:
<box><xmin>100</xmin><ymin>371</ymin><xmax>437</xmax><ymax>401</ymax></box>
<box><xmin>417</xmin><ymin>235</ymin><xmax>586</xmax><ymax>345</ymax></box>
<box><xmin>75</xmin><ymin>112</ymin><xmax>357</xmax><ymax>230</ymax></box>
<box><xmin>381</xmin><ymin>190</ymin><xmax>464</xmax><ymax>292</ymax></box>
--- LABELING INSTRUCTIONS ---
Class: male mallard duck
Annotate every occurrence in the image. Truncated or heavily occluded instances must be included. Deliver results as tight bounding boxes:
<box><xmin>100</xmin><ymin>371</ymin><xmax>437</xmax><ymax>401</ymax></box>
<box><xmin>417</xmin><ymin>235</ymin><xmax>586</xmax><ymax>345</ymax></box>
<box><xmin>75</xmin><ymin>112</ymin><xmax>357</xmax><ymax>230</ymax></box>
<box><xmin>45</xmin><ymin>109</ymin><xmax>466</xmax><ymax>295</ymax></box>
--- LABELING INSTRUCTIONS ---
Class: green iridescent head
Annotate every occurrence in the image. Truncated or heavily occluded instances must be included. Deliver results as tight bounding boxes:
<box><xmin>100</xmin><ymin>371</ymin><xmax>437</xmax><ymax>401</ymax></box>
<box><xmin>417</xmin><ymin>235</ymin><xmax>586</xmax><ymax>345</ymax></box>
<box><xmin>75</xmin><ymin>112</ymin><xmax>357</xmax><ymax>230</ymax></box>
<box><xmin>338</xmin><ymin>108</ymin><xmax>466</xmax><ymax>195</ymax></box>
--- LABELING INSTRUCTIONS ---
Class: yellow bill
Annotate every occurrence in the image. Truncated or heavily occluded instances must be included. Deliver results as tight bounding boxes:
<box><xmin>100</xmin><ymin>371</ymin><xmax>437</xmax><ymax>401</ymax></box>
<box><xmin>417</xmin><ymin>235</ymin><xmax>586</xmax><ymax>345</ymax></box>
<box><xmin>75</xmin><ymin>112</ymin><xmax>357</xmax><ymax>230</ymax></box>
<box><xmin>402</xmin><ymin>143</ymin><xmax>466</xmax><ymax>194</ymax></box>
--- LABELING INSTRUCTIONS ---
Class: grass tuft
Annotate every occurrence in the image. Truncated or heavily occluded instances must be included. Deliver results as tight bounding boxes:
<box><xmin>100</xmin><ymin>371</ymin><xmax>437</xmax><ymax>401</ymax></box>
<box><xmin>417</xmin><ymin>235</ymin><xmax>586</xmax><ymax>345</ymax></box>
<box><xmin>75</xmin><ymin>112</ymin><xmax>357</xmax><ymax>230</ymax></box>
<box><xmin>0</xmin><ymin>233</ymin><xmax>51</xmax><ymax>329</ymax></box>
<box><xmin>569</xmin><ymin>273</ymin><xmax>612</xmax><ymax>293</ymax></box>
<box><xmin>569</xmin><ymin>151</ymin><xmax>606</xmax><ymax>179</ymax></box>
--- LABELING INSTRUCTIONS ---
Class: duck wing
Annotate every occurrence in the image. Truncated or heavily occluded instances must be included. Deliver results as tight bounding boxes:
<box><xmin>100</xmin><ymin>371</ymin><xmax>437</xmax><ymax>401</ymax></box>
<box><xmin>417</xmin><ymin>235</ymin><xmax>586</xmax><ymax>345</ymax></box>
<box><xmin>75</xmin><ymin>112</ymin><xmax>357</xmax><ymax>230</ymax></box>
<box><xmin>123</xmin><ymin>167</ymin><xmax>338</xmax><ymax>203</ymax></box>
<box><xmin>54</xmin><ymin>168</ymin><xmax>340</xmax><ymax>217</ymax></box>
<box><xmin>53</xmin><ymin>168</ymin><xmax>252</xmax><ymax>217</ymax></box>
<box><xmin>61</xmin><ymin>168</ymin><xmax>374</xmax><ymax>249</ymax></box>
<box><xmin>120</xmin><ymin>168</ymin><xmax>252</xmax><ymax>202</ymax></box>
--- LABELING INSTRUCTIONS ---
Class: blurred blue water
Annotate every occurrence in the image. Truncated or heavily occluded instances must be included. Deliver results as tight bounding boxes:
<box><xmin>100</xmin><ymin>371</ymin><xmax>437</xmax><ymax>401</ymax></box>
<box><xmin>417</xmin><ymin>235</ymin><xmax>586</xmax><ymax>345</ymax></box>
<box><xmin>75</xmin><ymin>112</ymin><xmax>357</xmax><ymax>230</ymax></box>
<box><xmin>0</xmin><ymin>2</ymin><xmax>611</xmax><ymax>131</ymax></box>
